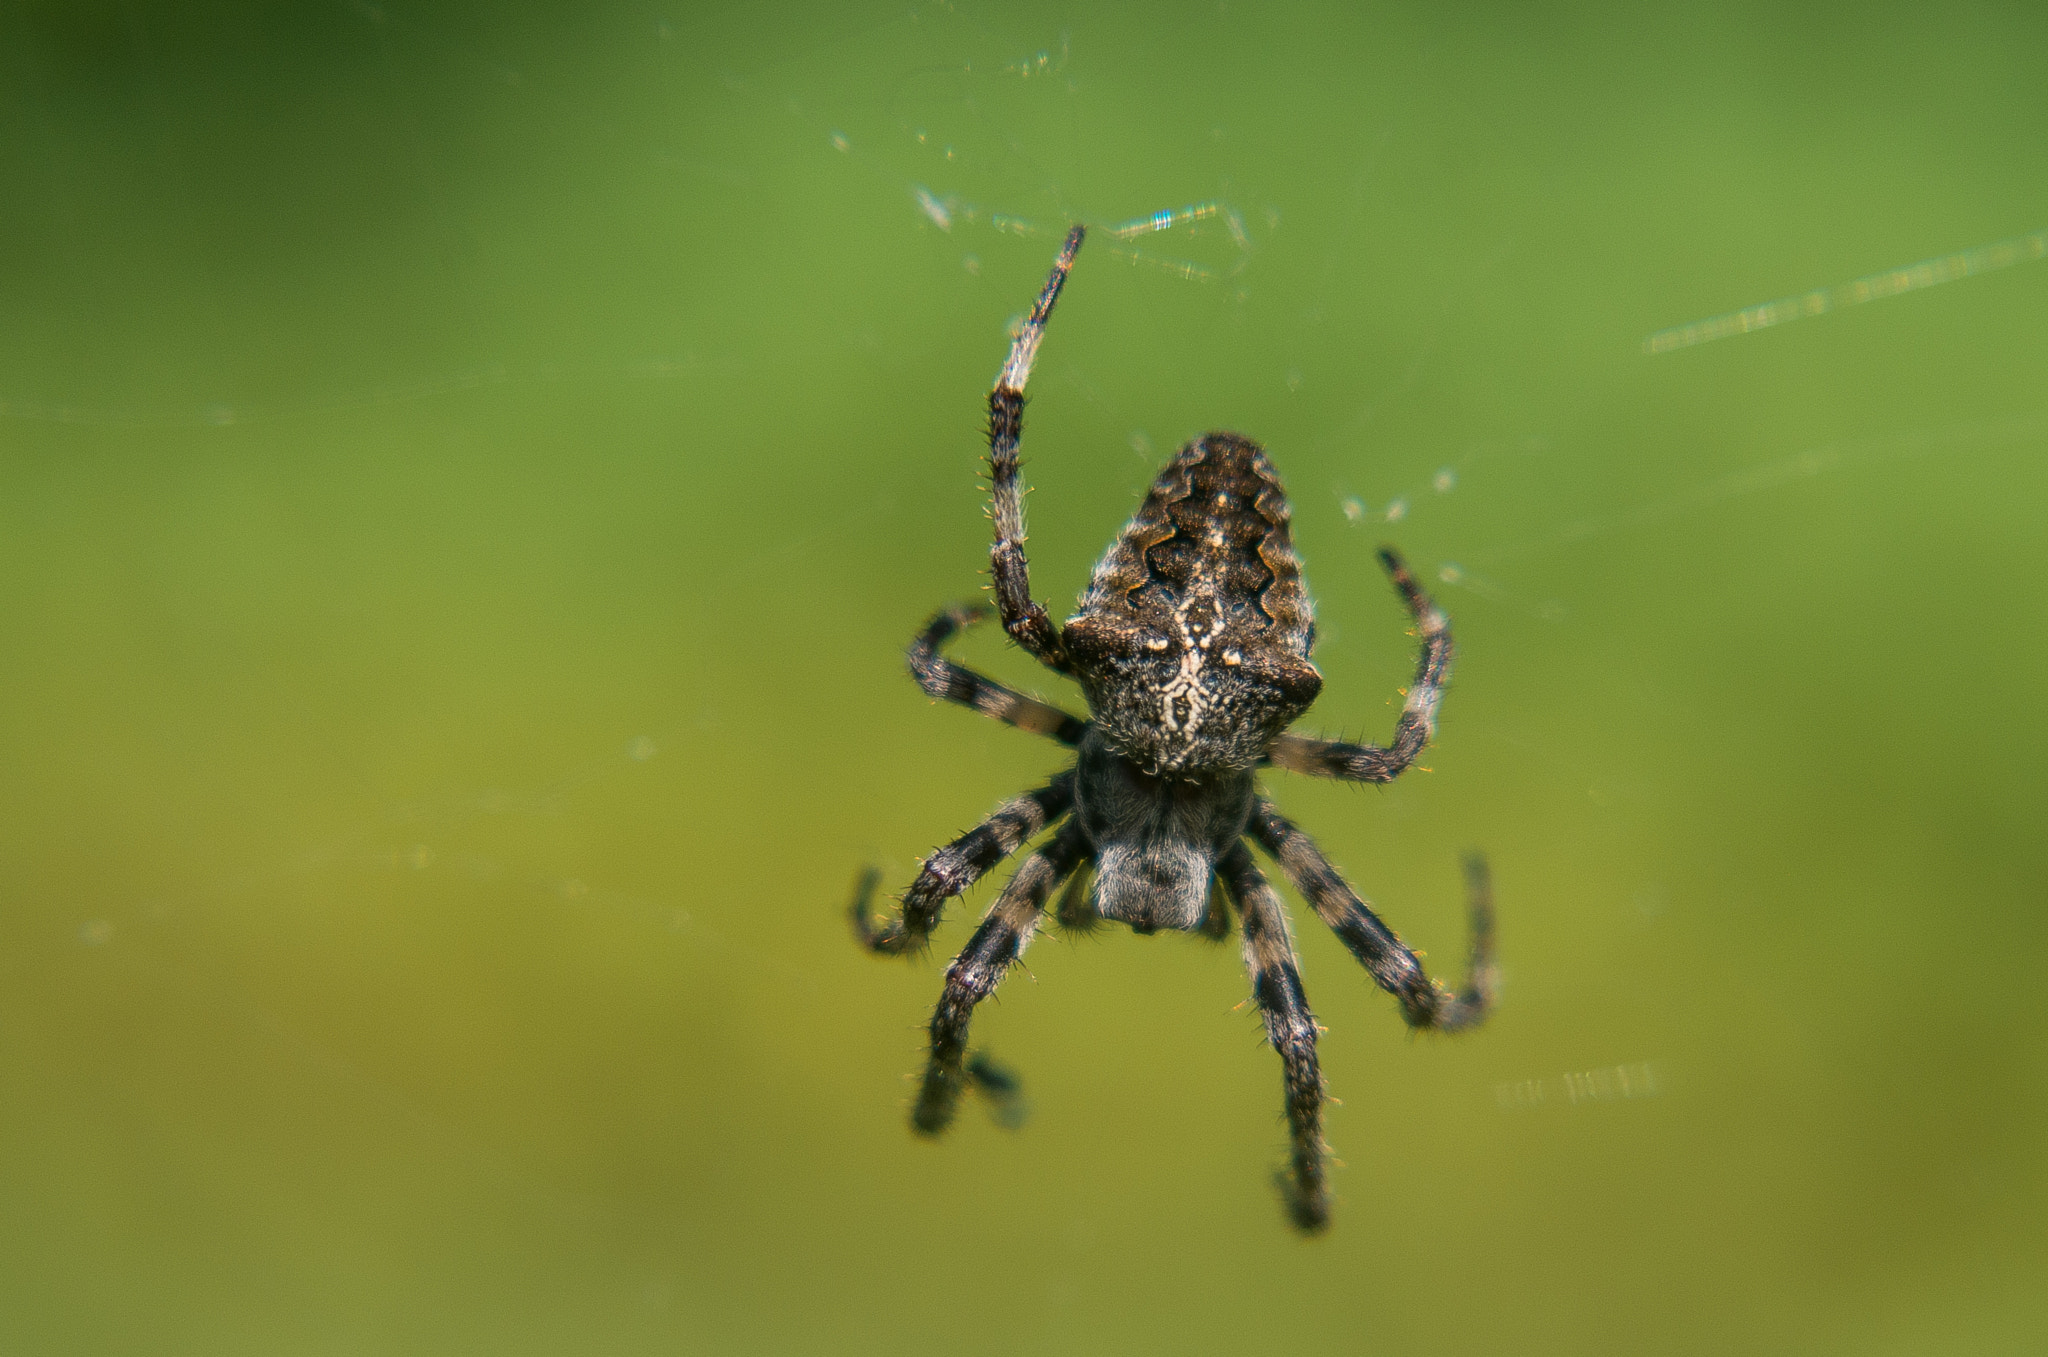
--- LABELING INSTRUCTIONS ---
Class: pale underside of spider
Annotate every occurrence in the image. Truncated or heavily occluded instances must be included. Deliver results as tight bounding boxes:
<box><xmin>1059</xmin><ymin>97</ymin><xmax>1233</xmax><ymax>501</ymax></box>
<box><xmin>851</xmin><ymin>225</ymin><xmax>1496</xmax><ymax>1234</ymax></box>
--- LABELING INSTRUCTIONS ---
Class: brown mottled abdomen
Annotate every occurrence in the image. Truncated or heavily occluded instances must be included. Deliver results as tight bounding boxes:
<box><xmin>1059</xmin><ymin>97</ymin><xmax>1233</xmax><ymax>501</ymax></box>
<box><xmin>1061</xmin><ymin>433</ymin><xmax>1322</xmax><ymax>775</ymax></box>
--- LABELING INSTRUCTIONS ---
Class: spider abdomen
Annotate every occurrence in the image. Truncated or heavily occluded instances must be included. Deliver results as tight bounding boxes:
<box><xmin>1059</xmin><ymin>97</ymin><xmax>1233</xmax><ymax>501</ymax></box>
<box><xmin>1062</xmin><ymin>432</ymin><xmax>1323</xmax><ymax>775</ymax></box>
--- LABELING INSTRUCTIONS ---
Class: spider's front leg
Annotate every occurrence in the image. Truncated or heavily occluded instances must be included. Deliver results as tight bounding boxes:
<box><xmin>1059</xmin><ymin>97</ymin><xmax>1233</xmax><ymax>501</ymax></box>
<box><xmin>1250</xmin><ymin>800</ymin><xmax>1495</xmax><ymax>1033</ymax></box>
<box><xmin>1217</xmin><ymin>844</ymin><xmax>1329</xmax><ymax>1233</ymax></box>
<box><xmin>984</xmin><ymin>224</ymin><xmax>1085</xmax><ymax>674</ymax></box>
<box><xmin>913</xmin><ymin>820</ymin><xmax>1088</xmax><ymax>1134</ymax></box>
<box><xmin>1267</xmin><ymin>547</ymin><xmax>1452</xmax><ymax>783</ymax></box>
<box><xmin>850</xmin><ymin>773</ymin><xmax>1075</xmax><ymax>955</ymax></box>
<box><xmin>907</xmin><ymin>604</ymin><xmax>1086</xmax><ymax>746</ymax></box>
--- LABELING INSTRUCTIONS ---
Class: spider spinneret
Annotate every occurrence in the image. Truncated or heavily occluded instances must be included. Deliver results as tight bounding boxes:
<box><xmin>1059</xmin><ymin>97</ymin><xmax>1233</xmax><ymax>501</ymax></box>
<box><xmin>850</xmin><ymin>224</ymin><xmax>1496</xmax><ymax>1234</ymax></box>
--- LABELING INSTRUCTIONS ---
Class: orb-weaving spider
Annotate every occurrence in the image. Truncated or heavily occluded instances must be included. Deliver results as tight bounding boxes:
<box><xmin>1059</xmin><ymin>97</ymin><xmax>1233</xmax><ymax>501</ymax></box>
<box><xmin>851</xmin><ymin>225</ymin><xmax>1496</xmax><ymax>1234</ymax></box>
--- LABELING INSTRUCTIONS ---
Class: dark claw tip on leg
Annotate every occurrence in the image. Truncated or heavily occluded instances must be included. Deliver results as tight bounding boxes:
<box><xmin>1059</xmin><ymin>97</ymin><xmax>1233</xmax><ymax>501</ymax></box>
<box><xmin>945</xmin><ymin>601</ymin><xmax>993</xmax><ymax>626</ymax></box>
<box><xmin>910</xmin><ymin>1073</ymin><xmax>960</xmax><ymax>1138</ymax></box>
<box><xmin>967</xmin><ymin>1053</ymin><xmax>1031</xmax><ymax>1130</ymax></box>
<box><xmin>848</xmin><ymin>866</ymin><xmax>895</xmax><ymax>952</ymax></box>
<box><xmin>1276</xmin><ymin>1171</ymin><xmax>1331</xmax><ymax>1235</ymax></box>
<box><xmin>848</xmin><ymin>865</ymin><xmax>880</xmax><ymax>919</ymax></box>
<box><xmin>1459</xmin><ymin>851</ymin><xmax>1497</xmax><ymax>957</ymax></box>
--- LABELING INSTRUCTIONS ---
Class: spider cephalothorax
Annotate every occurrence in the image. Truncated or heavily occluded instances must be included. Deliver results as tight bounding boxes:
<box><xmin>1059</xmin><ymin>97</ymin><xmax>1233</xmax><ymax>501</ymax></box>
<box><xmin>851</xmin><ymin>225</ymin><xmax>1496</xmax><ymax>1234</ymax></box>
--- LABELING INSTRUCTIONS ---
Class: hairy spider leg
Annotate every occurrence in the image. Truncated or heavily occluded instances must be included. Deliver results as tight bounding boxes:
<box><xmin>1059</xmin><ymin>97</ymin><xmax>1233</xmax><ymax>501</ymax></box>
<box><xmin>1217</xmin><ymin>844</ymin><xmax>1329</xmax><ymax>1234</ymax></box>
<box><xmin>851</xmin><ymin>773</ymin><xmax>1076</xmax><ymax>955</ymax></box>
<box><xmin>1266</xmin><ymin>547</ymin><xmax>1453</xmax><ymax>782</ymax></box>
<box><xmin>1250</xmin><ymin>801</ymin><xmax>1496</xmax><ymax>1032</ymax></box>
<box><xmin>913</xmin><ymin>819</ymin><xmax>1089</xmax><ymax>1134</ymax></box>
<box><xmin>907</xmin><ymin>604</ymin><xmax>1087</xmax><ymax>746</ymax></box>
<box><xmin>986</xmin><ymin>224</ymin><xmax>1086</xmax><ymax>673</ymax></box>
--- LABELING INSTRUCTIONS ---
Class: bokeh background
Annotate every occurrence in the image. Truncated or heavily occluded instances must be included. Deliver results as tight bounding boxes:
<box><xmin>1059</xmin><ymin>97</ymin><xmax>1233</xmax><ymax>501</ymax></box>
<box><xmin>3</xmin><ymin>2</ymin><xmax>2045</xmax><ymax>1352</ymax></box>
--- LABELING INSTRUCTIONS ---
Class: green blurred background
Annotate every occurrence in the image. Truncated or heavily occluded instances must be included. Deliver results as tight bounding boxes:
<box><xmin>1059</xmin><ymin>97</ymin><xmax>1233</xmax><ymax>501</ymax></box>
<box><xmin>3</xmin><ymin>2</ymin><xmax>2045</xmax><ymax>1352</ymax></box>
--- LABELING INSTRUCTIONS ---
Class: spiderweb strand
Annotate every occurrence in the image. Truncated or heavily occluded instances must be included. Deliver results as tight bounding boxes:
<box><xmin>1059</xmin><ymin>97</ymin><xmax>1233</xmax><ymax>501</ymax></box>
<box><xmin>1644</xmin><ymin>226</ymin><xmax>2048</xmax><ymax>353</ymax></box>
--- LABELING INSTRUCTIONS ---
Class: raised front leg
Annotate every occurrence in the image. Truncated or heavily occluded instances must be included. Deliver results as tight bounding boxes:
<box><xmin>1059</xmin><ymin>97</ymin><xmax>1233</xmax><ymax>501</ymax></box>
<box><xmin>1249</xmin><ymin>800</ymin><xmax>1495</xmax><ymax>1033</ymax></box>
<box><xmin>1217</xmin><ymin>843</ymin><xmax>1329</xmax><ymax>1233</ymax></box>
<box><xmin>1267</xmin><ymin>547</ymin><xmax>1452</xmax><ymax>783</ymax></box>
<box><xmin>907</xmin><ymin>604</ymin><xmax>1087</xmax><ymax>746</ymax></box>
<box><xmin>850</xmin><ymin>773</ymin><xmax>1075</xmax><ymax>956</ymax></box>
<box><xmin>985</xmin><ymin>225</ymin><xmax>1085</xmax><ymax>673</ymax></box>
<box><xmin>912</xmin><ymin>820</ymin><xmax>1088</xmax><ymax>1134</ymax></box>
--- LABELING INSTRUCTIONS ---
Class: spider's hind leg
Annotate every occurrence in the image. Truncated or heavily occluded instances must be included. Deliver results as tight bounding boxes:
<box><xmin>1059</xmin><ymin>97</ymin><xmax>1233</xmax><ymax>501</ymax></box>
<box><xmin>908</xmin><ymin>604</ymin><xmax>1087</xmax><ymax>746</ymax></box>
<box><xmin>1267</xmin><ymin>547</ymin><xmax>1452</xmax><ymax>784</ymax></box>
<box><xmin>984</xmin><ymin>225</ymin><xmax>1085</xmax><ymax>674</ymax></box>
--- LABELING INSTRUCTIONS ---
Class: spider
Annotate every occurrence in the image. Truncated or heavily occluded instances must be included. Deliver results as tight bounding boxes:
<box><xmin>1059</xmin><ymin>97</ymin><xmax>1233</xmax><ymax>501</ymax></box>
<box><xmin>850</xmin><ymin>224</ymin><xmax>1496</xmax><ymax>1234</ymax></box>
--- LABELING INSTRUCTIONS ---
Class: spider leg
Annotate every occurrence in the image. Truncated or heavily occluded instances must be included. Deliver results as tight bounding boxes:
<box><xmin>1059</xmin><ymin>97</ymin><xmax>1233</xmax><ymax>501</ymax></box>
<box><xmin>1217</xmin><ymin>843</ymin><xmax>1329</xmax><ymax>1234</ymax></box>
<box><xmin>850</xmin><ymin>772</ymin><xmax>1075</xmax><ymax>956</ymax></box>
<box><xmin>985</xmin><ymin>225</ymin><xmax>1085</xmax><ymax>674</ymax></box>
<box><xmin>912</xmin><ymin>819</ymin><xmax>1088</xmax><ymax>1134</ymax></box>
<box><xmin>1249</xmin><ymin>800</ymin><xmax>1495</xmax><ymax>1033</ymax></box>
<box><xmin>1267</xmin><ymin>547</ymin><xmax>1452</xmax><ymax>783</ymax></box>
<box><xmin>908</xmin><ymin>603</ymin><xmax>1087</xmax><ymax>746</ymax></box>
<box><xmin>964</xmin><ymin>1053</ymin><xmax>1030</xmax><ymax>1130</ymax></box>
